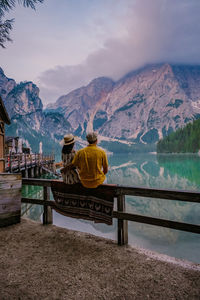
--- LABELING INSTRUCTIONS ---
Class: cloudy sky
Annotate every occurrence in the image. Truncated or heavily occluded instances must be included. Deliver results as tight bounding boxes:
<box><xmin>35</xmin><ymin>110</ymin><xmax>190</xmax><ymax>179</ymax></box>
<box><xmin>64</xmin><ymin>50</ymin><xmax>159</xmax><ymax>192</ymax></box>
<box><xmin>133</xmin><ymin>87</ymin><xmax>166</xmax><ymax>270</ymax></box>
<box><xmin>1</xmin><ymin>0</ymin><xmax>200</xmax><ymax>106</ymax></box>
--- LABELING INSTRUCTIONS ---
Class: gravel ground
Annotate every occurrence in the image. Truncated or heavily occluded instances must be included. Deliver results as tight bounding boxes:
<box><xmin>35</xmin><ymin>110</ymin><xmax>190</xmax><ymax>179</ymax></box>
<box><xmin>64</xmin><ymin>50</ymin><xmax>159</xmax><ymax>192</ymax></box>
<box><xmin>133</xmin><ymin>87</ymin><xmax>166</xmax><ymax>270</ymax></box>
<box><xmin>0</xmin><ymin>218</ymin><xmax>200</xmax><ymax>300</ymax></box>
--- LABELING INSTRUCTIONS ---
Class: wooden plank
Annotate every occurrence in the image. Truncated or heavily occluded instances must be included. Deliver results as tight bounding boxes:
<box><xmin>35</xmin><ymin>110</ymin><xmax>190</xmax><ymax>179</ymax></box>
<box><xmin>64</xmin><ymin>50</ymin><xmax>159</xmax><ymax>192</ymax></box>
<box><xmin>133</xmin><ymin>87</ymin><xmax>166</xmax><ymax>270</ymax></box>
<box><xmin>0</xmin><ymin>189</ymin><xmax>21</xmax><ymax>205</ymax></box>
<box><xmin>113</xmin><ymin>211</ymin><xmax>200</xmax><ymax>234</ymax></box>
<box><xmin>22</xmin><ymin>178</ymin><xmax>52</xmax><ymax>187</ymax></box>
<box><xmin>0</xmin><ymin>211</ymin><xmax>21</xmax><ymax>220</ymax></box>
<box><xmin>0</xmin><ymin>173</ymin><xmax>21</xmax><ymax>181</ymax></box>
<box><xmin>0</xmin><ymin>180</ymin><xmax>22</xmax><ymax>190</ymax></box>
<box><xmin>22</xmin><ymin>179</ymin><xmax>200</xmax><ymax>204</ymax></box>
<box><xmin>0</xmin><ymin>202</ymin><xmax>21</xmax><ymax>214</ymax></box>
<box><xmin>21</xmin><ymin>197</ymin><xmax>56</xmax><ymax>207</ymax></box>
<box><xmin>0</xmin><ymin>211</ymin><xmax>21</xmax><ymax>227</ymax></box>
<box><xmin>120</xmin><ymin>186</ymin><xmax>200</xmax><ymax>203</ymax></box>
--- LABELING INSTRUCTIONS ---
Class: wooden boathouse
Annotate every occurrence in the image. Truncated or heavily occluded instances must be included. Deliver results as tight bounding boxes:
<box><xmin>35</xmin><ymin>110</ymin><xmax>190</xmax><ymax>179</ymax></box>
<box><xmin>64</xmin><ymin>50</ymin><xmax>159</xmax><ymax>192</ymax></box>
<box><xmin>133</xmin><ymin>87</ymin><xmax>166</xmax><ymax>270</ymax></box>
<box><xmin>0</xmin><ymin>95</ymin><xmax>11</xmax><ymax>172</ymax></box>
<box><xmin>0</xmin><ymin>96</ymin><xmax>22</xmax><ymax>227</ymax></box>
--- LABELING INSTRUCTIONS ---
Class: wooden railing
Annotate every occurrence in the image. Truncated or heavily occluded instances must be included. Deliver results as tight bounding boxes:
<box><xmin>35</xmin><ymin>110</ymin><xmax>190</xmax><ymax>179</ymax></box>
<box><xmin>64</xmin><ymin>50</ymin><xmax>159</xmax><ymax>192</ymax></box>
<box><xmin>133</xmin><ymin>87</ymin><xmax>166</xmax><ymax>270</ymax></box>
<box><xmin>5</xmin><ymin>153</ymin><xmax>55</xmax><ymax>173</ymax></box>
<box><xmin>21</xmin><ymin>178</ymin><xmax>200</xmax><ymax>245</ymax></box>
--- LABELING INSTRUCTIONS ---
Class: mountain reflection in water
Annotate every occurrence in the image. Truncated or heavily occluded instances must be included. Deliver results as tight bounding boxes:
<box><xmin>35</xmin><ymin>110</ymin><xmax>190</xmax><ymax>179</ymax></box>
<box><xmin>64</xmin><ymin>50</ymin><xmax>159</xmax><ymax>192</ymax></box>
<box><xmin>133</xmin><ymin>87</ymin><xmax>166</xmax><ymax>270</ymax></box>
<box><xmin>22</xmin><ymin>153</ymin><xmax>200</xmax><ymax>263</ymax></box>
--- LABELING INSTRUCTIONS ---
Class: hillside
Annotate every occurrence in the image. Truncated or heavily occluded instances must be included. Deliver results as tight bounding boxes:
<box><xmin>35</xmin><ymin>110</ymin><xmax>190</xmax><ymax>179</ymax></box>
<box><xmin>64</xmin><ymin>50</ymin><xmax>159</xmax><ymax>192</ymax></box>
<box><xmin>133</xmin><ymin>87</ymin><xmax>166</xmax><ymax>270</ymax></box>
<box><xmin>157</xmin><ymin>118</ymin><xmax>200</xmax><ymax>153</ymax></box>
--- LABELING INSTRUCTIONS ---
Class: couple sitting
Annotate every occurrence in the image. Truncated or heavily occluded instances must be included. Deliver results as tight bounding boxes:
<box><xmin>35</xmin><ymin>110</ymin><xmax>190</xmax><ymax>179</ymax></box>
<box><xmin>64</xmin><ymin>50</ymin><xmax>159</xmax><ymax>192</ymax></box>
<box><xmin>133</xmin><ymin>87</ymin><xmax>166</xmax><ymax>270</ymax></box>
<box><xmin>59</xmin><ymin>132</ymin><xmax>108</xmax><ymax>188</ymax></box>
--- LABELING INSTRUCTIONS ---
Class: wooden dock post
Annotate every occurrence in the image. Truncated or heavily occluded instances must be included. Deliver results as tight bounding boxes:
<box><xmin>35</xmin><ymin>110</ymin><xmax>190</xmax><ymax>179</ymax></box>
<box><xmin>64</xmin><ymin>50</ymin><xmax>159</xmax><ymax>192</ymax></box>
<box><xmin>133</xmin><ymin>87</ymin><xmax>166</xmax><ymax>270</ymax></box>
<box><xmin>18</xmin><ymin>154</ymin><xmax>21</xmax><ymax>172</ymax></box>
<box><xmin>24</xmin><ymin>169</ymin><xmax>28</xmax><ymax>178</ymax></box>
<box><xmin>43</xmin><ymin>186</ymin><xmax>52</xmax><ymax>225</ymax></box>
<box><xmin>9</xmin><ymin>153</ymin><xmax>12</xmax><ymax>173</ymax></box>
<box><xmin>117</xmin><ymin>191</ymin><xmax>128</xmax><ymax>245</ymax></box>
<box><xmin>30</xmin><ymin>167</ymin><xmax>34</xmax><ymax>178</ymax></box>
<box><xmin>34</xmin><ymin>166</ymin><xmax>39</xmax><ymax>177</ymax></box>
<box><xmin>24</xmin><ymin>154</ymin><xmax>29</xmax><ymax>178</ymax></box>
<box><xmin>39</xmin><ymin>166</ymin><xmax>43</xmax><ymax>176</ymax></box>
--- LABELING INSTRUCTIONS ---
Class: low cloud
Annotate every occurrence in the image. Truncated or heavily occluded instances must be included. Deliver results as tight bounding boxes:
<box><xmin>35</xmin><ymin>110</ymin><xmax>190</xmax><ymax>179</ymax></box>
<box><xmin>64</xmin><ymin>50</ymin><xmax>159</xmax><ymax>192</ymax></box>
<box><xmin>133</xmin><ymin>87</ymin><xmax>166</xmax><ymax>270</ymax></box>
<box><xmin>38</xmin><ymin>0</ymin><xmax>200</xmax><ymax>106</ymax></box>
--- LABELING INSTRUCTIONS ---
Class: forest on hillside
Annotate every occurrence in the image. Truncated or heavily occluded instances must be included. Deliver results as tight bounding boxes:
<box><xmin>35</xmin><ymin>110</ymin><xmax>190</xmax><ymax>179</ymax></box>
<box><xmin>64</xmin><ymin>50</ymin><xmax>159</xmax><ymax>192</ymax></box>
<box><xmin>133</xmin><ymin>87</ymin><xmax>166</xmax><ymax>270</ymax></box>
<box><xmin>157</xmin><ymin>118</ymin><xmax>200</xmax><ymax>153</ymax></box>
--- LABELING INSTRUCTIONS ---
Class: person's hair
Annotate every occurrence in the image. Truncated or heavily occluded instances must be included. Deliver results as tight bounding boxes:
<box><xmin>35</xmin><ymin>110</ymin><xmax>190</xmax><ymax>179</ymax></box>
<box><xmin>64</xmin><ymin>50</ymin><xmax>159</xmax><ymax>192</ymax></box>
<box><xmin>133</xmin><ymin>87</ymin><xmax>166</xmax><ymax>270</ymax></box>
<box><xmin>62</xmin><ymin>143</ymin><xmax>75</xmax><ymax>154</ymax></box>
<box><xmin>86</xmin><ymin>132</ymin><xmax>98</xmax><ymax>144</ymax></box>
<box><xmin>88</xmin><ymin>140</ymin><xmax>97</xmax><ymax>144</ymax></box>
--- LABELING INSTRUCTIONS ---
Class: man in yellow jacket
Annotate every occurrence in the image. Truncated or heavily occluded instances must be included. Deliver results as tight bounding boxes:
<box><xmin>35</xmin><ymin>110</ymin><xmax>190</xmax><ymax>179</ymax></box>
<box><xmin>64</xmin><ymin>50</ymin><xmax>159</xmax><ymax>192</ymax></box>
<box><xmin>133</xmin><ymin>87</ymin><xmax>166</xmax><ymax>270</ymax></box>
<box><xmin>72</xmin><ymin>132</ymin><xmax>108</xmax><ymax>188</ymax></box>
<box><xmin>62</xmin><ymin>132</ymin><xmax>108</xmax><ymax>188</ymax></box>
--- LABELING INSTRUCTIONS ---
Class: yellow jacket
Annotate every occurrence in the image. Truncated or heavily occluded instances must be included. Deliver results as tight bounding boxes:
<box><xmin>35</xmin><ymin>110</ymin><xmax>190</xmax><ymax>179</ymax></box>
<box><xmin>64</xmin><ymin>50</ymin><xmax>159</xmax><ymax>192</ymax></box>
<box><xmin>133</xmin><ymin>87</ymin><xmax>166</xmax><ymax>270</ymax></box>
<box><xmin>72</xmin><ymin>144</ymin><xmax>108</xmax><ymax>188</ymax></box>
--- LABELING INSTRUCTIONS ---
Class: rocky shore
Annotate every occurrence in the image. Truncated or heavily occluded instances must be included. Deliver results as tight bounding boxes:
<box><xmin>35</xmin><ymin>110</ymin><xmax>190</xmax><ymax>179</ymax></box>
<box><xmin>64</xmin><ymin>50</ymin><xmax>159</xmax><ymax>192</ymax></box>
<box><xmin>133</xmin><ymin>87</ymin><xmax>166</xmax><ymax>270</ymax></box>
<box><xmin>0</xmin><ymin>218</ymin><xmax>199</xmax><ymax>300</ymax></box>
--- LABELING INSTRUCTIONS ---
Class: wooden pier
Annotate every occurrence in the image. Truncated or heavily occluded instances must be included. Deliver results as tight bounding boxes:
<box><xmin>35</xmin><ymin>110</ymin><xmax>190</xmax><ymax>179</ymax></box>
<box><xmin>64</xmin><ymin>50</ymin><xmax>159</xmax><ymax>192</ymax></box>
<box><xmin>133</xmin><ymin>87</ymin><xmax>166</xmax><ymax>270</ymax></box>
<box><xmin>5</xmin><ymin>153</ymin><xmax>56</xmax><ymax>178</ymax></box>
<box><xmin>21</xmin><ymin>178</ymin><xmax>200</xmax><ymax>246</ymax></box>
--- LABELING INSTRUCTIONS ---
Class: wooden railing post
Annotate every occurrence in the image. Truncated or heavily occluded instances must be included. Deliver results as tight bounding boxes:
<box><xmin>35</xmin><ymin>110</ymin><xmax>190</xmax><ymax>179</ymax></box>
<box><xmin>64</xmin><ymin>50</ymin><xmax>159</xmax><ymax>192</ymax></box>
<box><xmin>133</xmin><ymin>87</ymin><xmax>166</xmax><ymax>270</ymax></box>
<box><xmin>117</xmin><ymin>191</ymin><xmax>128</xmax><ymax>245</ymax></box>
<box><xmin>9</xmin><ymin>153</ymin><xmax>12</xmax><ymax>173</ymax></box>
<box><xmin>43</xmin><ymin>186</ymin><xmax>53</xmax><ymax>225</ymax></box>
<box><xmin>18</xmin><ymin>154</ymin><xmax>21</xmax><ymax>172</ymax></box>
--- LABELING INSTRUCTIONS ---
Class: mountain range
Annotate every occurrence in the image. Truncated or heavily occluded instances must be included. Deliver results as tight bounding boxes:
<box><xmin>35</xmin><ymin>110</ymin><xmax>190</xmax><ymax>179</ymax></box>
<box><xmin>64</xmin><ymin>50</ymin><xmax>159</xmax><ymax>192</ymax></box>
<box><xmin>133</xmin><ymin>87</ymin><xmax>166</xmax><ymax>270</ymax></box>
<box><xmin>1</xmin><ymin>63</ymin><xmax>200</xmax><ymax>153</ymax></box>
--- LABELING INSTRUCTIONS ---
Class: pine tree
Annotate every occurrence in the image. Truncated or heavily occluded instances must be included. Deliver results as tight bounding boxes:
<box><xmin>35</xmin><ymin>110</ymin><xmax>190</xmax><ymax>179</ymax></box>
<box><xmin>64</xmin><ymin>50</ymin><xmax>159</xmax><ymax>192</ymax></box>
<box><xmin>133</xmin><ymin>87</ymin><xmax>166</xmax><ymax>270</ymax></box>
<box><xmin>0</xmin><ymin>0</ymin><xmax>44</xmax><ymax>48</ymax></box>
<box><xmin>157</xmin><ymin>119</ymin><xmax>200</xmax><ymax>153</ymax></box>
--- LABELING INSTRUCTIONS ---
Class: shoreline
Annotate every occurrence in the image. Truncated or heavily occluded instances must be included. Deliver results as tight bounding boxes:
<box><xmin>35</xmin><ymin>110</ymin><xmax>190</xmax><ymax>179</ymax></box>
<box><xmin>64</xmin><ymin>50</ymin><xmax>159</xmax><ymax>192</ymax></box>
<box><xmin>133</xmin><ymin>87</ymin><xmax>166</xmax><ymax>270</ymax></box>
<box><xmin>0</xmin><ymin>218</ymin><xmax>199</xmax><ymax>299</ymax></box>
<box><xmin>52</xmin><ymin>211</ymin><xmax>200</xmax><ymax>265</ymax></box>
<box><xmin>136</xmin><ymin>246</ymin><xmax>200</xmax><ymax>271</ymax></box>
<box><xmin>49</xmin><ymin>216</ymin><xmax>200</xmax><ymax>271</ymax></box>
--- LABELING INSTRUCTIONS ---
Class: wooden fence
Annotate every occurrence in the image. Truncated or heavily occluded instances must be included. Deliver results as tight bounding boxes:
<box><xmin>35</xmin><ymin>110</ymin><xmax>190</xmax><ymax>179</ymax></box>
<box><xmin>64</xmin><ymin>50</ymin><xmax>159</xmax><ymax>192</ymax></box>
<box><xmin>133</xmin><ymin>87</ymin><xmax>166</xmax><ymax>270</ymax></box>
<box><xmin>21</xmin><ymin>178</ymin><xmax>200</xmax><ymax>245</ymax></box>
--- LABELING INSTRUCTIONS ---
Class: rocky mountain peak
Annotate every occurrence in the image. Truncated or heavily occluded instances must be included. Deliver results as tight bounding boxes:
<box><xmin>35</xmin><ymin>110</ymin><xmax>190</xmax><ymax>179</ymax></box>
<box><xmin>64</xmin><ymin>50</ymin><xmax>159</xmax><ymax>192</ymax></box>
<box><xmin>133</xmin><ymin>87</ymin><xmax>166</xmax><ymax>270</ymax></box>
<box><xmin>49</xmin><ymin>63</ymin><xmax>200</xmax><ymax>143</ymax></box>
<box><xmin>4</xmin><ymin>81</ymin><xmax>43</xmax><ymax>119</ymax></box>
<box><xmin>0</xmin><ymin>68</ymin><xmax>16</xmax><ymax>101</ymax></box>
<box><xmin>88</xmin><ymin>76</ymin><xmax>114</xmax><ymax>90</ymax></box>
<box><xmin>0</xmin><ymin>68</ymin><xmax>71</xmax><ymax>152</ymax></box>
<box><xmin>0</xmin><ymin>67</ymin><xmax>5</xmax><ymax>76</ymax></box>
<box><xmin>1</xmin><ymin>63</ymin><xmax>200</xmax><ymax>152</ymax></box>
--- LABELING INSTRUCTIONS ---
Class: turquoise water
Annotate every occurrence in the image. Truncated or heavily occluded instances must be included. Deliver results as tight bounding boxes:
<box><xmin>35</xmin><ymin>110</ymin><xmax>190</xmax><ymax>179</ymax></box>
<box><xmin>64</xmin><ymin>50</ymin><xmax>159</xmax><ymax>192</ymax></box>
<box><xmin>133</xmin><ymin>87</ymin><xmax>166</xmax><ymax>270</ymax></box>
<box><xmin>22</xmin><ymin>153</ymin><xmax>200</xmax><ymax>263</ymax></box>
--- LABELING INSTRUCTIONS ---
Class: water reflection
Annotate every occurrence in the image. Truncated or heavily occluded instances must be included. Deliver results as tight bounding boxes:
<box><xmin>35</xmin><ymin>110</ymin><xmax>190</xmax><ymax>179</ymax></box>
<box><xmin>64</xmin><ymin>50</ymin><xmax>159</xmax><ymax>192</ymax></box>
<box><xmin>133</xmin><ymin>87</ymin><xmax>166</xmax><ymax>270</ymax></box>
<box><xmin>21</xmin><ymin>184</ymin><xmax>43</xmax><ymax>221</ymax></box>
<box><xmin>22</xmin><ymin>153</ymin><xmax>200</xmax><ymax>263</ymax></box>
<box><xmin>106</xmin><ymin>153</ymin><xmax>200</xmax><ymax>262</ymax></box>
<box><xmin>107</xmin><ymin>153</ymin><xmax>199</xmax><ymax>191</ymax></box>
<box><xmin>157</xmin><ymin>153</ymin><xmax>200</xmax><ymax>187</ymax></box>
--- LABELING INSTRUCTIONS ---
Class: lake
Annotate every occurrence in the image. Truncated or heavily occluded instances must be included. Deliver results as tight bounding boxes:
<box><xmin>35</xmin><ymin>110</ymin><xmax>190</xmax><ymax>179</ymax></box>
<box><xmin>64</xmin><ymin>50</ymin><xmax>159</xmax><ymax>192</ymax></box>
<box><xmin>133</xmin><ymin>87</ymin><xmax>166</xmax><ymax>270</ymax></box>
<box><xmin>22</xmin><ymin>153</ymin><xmax>200</xmax><ymax>263</ymax></box>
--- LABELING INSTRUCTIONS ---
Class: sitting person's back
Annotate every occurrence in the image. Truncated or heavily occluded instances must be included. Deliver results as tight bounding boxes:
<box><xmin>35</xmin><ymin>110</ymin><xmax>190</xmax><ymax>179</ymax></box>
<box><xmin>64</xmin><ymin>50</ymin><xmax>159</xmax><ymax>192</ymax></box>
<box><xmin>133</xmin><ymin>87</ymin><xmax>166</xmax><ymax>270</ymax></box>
<box><xmin>72</xmin><ymin>132</ymin><xmax>108</xmax><ymax>188</ymax></box>
<box><xmin>60</xmin><ymin>134</ymin><xmax>80</xmax><ymax>184</ymax></box>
